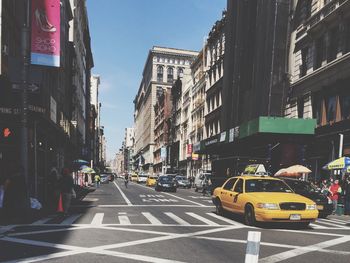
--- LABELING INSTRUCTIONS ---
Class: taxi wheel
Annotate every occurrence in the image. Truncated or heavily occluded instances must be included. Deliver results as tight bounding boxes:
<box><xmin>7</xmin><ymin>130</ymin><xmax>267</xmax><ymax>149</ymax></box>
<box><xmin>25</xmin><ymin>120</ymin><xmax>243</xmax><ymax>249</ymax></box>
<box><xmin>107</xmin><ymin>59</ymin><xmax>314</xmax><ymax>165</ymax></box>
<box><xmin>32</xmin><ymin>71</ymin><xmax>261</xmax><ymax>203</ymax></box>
<box><xmin>215</xmin><ymin>198</ymin><xmax>224</xmax><ymax>216</ymax></box>
<box><xmin>244</xmin><ymin>204</ymin><xmax>256</xmax><ymax>226</ymax></box>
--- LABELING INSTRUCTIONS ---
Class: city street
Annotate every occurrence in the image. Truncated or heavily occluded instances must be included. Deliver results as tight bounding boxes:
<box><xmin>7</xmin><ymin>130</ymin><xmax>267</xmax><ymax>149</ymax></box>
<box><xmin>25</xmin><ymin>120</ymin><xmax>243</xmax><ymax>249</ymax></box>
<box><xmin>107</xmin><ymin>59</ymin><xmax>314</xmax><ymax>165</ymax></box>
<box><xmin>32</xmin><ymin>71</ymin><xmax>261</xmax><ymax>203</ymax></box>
<box><xmin>1</xmin><ymin>180</ymin><xmax>350</xmax><ymax>263</ymax></box>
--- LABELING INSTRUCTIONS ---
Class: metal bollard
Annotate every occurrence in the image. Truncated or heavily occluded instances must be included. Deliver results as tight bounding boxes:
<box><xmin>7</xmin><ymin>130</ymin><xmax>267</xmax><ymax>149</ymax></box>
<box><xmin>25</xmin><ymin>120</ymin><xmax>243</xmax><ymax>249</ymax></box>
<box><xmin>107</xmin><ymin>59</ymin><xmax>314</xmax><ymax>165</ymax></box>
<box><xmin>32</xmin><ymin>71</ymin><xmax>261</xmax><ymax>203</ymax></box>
<box><xmin>245</xmin><ymin>231</ymin><xmax>261</xmax><ymax>263</ymax></box>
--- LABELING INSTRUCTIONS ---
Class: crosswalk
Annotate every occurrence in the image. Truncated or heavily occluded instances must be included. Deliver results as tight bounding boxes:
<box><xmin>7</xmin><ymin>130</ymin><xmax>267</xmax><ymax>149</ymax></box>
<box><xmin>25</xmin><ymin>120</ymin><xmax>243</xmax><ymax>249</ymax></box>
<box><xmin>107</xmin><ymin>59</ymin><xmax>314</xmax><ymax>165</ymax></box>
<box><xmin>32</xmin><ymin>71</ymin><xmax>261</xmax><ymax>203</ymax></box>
<box><xmin>29</xmin><ymin>212</ymin><xmax>350</xmax><ymax>229</ymax></box>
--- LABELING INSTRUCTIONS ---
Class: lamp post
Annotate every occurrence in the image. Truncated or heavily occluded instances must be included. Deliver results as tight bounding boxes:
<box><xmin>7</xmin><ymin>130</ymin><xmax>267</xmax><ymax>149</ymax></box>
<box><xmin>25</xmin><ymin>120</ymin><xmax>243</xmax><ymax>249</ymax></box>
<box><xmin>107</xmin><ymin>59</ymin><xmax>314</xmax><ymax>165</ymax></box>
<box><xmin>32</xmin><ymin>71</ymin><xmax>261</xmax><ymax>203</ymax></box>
<box><xmin>20</xmin><ymin>0</ymin><xmax>31</xmax><ymax>195</ymax></box>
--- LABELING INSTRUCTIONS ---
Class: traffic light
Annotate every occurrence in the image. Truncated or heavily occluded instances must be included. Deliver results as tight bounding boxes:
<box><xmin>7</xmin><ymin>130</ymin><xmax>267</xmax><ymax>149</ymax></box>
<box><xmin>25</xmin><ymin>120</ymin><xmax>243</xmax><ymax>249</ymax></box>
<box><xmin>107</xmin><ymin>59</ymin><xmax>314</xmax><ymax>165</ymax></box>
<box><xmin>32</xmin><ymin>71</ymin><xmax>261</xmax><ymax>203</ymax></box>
<box><xmin>0</xmin><ymin>125</ymin><xmax>17</xmax><ymax>146</ymax></box>
<box><xmin>3</xmin><ymin>128</ymin><xmax>11</xmax><ymax>138</ymax></box>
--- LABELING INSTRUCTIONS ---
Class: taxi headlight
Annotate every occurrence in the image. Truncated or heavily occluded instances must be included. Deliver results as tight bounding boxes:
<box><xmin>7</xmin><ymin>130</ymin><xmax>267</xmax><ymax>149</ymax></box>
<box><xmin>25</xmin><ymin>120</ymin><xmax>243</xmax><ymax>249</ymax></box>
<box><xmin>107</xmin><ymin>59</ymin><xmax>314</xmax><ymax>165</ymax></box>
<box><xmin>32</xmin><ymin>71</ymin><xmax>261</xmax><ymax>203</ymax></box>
<box><xmin>257</xmin><ymin>203</ymin><xmax>279</xmax><ymax>210</ymax></box>
<box><xmin>306</xmin><ymin>204</ymin><xmax>317</xmax><ymax>210</ymax></box>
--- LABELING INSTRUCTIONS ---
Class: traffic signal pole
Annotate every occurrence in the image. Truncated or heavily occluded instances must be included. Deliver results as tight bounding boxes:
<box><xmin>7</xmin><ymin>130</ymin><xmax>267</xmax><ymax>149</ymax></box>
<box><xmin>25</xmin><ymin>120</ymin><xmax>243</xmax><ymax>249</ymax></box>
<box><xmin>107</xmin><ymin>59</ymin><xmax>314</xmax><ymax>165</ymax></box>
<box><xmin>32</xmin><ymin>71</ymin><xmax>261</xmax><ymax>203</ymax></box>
<box><xmin>20</xmin><ymin>0</ymin><xmax>31</xmax><ymax>198</ymax></box>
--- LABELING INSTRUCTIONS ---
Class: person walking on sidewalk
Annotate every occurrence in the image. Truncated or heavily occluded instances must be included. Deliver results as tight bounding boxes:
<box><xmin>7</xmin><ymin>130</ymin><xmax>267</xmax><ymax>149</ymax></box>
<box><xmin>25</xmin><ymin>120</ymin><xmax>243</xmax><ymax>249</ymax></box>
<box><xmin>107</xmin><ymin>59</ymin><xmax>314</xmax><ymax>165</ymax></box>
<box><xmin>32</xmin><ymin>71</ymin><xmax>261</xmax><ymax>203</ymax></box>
<box><xmin>59</xmin><ymin>168</ymin><xmax>74</xmax><ymax>216</ymax></box>
<box><xmin>94</xmin><ymin>174</ymin><xmax>101</xmax><ymax>188</ymax></box>
<box><xmin>329</xmin><ymin>179</ymin><xmax>342</xmax><ymax>214</ymax></box>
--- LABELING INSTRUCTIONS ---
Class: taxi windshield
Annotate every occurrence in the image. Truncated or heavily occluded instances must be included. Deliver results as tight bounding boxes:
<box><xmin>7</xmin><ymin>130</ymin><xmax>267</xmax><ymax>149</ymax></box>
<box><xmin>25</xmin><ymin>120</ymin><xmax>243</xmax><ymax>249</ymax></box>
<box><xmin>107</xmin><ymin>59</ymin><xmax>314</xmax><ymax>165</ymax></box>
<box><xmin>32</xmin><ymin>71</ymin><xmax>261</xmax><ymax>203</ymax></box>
<box><xmin>245</xmin><ymin>179</ymin><xmax>293</xmax><ymax>193</ymax></box>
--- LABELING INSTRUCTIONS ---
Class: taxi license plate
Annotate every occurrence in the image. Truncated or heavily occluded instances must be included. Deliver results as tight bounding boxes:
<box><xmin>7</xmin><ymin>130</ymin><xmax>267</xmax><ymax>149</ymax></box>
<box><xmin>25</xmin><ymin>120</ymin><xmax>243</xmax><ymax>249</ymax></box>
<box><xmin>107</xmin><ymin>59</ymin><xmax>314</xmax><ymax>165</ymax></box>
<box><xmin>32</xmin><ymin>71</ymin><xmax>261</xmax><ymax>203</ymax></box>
<box><xmin>290</xmin><ymin>214</ymin><xmax>301</xmax><ymax>220</ymax></box>
<box><xmin>317</xmin><ymin>205</ymin><xmax>324</xmax><ymax>210</ymax></box>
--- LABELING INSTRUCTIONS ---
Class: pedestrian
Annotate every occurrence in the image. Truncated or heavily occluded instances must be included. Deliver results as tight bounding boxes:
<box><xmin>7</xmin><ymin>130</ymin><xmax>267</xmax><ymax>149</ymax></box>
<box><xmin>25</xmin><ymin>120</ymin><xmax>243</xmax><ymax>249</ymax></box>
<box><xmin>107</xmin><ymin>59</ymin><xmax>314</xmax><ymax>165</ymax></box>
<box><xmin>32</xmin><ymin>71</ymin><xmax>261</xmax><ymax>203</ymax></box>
<box><xmin>94</xmin><ymin>174</ymin><xmax>101</xmax><ymax>188</ymax></box>
<box><xmin>344</xmin><ymin>176</ymin><xmax>350</xmax><ymax>216</ymax></box>
<box><xmin>328</xmin><ymin>179</ymin><xmax>342</xmax><ymax>214</ymax></box>
<box><xmin>321</xmin><ymin>179</ymin><xmax>330</xmax><ymax>196</ymax></box>
<box><xmin>124</xmin><ymin>174</ymin><xmax>129</xmax><ymax>188</ymax></box>
<box><xmin>59</xmin><ymin>168</ymin><xmax>75</xmax><ymax>216</ymax></box>
<box><xmin>203</xmin><ymin>175</ymin><xmax>212</xmax><ymax>196</ymax></box>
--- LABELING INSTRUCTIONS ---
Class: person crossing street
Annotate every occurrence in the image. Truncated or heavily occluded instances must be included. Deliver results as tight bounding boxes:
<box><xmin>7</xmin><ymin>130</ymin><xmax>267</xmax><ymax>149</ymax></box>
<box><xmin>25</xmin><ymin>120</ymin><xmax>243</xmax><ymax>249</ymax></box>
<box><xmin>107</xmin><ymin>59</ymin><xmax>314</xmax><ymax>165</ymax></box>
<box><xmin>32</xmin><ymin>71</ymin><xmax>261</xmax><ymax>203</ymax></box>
<box><xmin>124</xmin><ymin>174</ymin><xmax>129</xmax><ymax>188</ymax></box>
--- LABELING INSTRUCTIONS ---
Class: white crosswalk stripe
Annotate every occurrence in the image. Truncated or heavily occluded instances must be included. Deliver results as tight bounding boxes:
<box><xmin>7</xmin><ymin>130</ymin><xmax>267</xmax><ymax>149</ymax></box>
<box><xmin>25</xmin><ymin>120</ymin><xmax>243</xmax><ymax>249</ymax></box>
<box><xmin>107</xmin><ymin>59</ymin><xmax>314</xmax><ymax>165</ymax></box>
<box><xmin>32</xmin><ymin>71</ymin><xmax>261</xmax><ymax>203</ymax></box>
<box><xmin>91</xmin><ymin>213</ymin><xmax>104</xmax><ymax>225</ymax></box>
<box><xmin>317</xmin><ymin>219</ymin><xmax>348</xmax><ymax>228</ymax></box>
<box><xmin>32</xmin><ymin>217</ymin><xmax>53</xmax><ymax>225</ymax></box>
<box><xmin>164</xmin><ymin>212</ymin><xmax>190</xmax><ymax>225</ymax></box>
<box><xmin>206</xmin><ymin>212</ymin><xmax>245</xmax><ymax>226</ymax></box>
<box><xmin>61</xmin><ymin>214</ymin><xmax>82</xmax><ymax>225</ymax></box>
<box><xmin>118</xmin><ymin>215</ymin><xmax>131</xmax><ymax>225</ymax></box>
<box><xmin>186</xmin><ymin>212</ymin><xmax>219</xmax><ymax>226</ymax></box>
<box><xmin>142</xmin><ymin>212</ymin><xmax>163</xmax><ymax>225</ymax></box>
<box><xmin>310</xmin><ymin>223</ymin><xmax>327</xmax><ymax>229</ymax></box>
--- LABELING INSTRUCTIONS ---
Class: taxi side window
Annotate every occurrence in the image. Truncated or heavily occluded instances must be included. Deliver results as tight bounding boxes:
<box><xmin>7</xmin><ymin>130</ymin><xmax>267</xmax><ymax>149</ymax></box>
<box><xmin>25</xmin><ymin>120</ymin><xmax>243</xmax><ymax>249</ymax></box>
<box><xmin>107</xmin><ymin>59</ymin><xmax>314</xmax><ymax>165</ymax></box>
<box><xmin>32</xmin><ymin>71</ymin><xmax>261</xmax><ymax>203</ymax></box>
<box><xmin>233</xmin><ymin>179</ymin><xmax>243</xmax><ymax>193</ymax></box>
<box><xmin>223</xmin><ymin>178</ymin><xmax>237</xmax><ymax>190</ymax></box>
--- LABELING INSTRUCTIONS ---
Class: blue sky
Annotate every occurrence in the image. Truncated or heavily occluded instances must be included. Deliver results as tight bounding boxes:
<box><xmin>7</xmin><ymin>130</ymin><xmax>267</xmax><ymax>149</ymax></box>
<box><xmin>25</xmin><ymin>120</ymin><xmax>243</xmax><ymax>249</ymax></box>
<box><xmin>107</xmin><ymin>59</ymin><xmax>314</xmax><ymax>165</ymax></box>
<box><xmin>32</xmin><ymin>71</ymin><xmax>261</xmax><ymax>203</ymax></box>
<box><xmin>86</xmin><ymin>0</ymin><xmax>226</xmax><ymax>160</ymax></box>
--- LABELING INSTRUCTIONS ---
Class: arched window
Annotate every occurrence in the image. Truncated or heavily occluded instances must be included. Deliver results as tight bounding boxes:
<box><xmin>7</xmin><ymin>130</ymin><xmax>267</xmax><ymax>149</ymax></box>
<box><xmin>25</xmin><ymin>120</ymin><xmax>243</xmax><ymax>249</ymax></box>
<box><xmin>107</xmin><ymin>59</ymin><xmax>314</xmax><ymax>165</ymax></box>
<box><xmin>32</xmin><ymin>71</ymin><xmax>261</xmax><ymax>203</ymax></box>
<box><xmin>157</xmin><ymin>66</ymin><xmax>163</xmax><ymax>82</ymax></box>
<box><xmin>177</xmin><ymin>67</ymin><xmax>184</xmax><ymax>78</ymax></box>
<box><xmin>167</xmin><ymin>67</ymin><xmax>174</xmax><ymax>83</ymax></box>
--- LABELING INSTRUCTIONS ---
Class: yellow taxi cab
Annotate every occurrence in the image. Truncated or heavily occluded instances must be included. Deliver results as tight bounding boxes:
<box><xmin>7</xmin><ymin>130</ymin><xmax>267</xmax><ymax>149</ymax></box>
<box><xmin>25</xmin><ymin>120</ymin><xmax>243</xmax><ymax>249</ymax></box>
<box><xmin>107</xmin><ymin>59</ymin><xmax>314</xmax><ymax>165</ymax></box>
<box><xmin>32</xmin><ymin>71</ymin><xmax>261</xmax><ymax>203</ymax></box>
<box><xmin>212</xmin><ymin>175</ymin><xmax>318</xmax><ymax>226</ymax></box>
<box><xmin>146</xmin><ymin>175</ymin><xmax>158</xmax><ymax>187</ymax></box>
<box><xmin>131</xmin><ymin>173</ymin><xmax>138</xmax><ymax>182</ymax></box>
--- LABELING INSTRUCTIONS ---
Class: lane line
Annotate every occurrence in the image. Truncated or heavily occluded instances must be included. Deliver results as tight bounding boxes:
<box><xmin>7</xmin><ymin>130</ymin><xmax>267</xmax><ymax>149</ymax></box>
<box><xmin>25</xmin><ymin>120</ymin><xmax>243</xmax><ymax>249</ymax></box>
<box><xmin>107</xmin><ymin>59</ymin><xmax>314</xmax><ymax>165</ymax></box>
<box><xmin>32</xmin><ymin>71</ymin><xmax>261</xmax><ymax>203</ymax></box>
<box><xmin>133</xmin><ymin>182</ymin><xmax>206</xmax><ymax>207</ymax></box>
<box><xmin>32</xmin><ymin>217</ymin><xmax>53</xmax><ymax>225</ymax></box>
<box><xmin>316</xmin><ymin>219</ymin><xmax>349</xmax><ymax>228</ymax></box>
<box><xmin>118</xmin><ymin>215</ymin><xmax>131</xmax><ymax>225</ymax></box>
<box><xmin>61</xmin><ymin>214</ymin><xmax>82</xmax><ymax>225</ymax></box>
<box><xmin>259</xmin><ymin>236</ymin><xmax>350</xmax><ymax>263</ymax></box>
<box><xmin>96</xmin><ymin>204</ymin><xmax>214</xmax><ymax>208</ymax></box>
<box><xmin>186</xmin><ymin>212</ymin><xmax>219</xmax><ymax>226</ymax></box>
<box><xmin>7</xmin><ymin>226</ymin><xmax>88</xmax><ymax>237</ymax></box>
<box><xmin>3</xmin><ymin>251</ymin><xmax>83</xmax><ymax>263</ymax></box>
<box><xmin>194</xmin><ymin>236</ymin><xmax>350</xmax><ymax>256</ymax></box>
<box><xmin>113</xmin><ymin>181</ymin><xmax>132</xmax><ymax>206</ymax></box>
<box><xmin>164</xmin><ymin>212</ymin><xmax>190</xmax><ymax>225</ymax></box>
<box><xmin>142</xmin><ymin>212</ymin><xmax>163</xmax><ymax>225</ymax></box>
<box><xmin>310</xmin><ymin>223</ymin><xmax>327</xmax><ymax>229</ymax></box>
<box><xmin>91</xmin><ymin>213</ymin><xmax>104</xmax><ymax>225</ymax></box>
<box><xmin>206</xmin><ymin>212</ymin><xmax>245</xmax><ymax>227</ymax></box>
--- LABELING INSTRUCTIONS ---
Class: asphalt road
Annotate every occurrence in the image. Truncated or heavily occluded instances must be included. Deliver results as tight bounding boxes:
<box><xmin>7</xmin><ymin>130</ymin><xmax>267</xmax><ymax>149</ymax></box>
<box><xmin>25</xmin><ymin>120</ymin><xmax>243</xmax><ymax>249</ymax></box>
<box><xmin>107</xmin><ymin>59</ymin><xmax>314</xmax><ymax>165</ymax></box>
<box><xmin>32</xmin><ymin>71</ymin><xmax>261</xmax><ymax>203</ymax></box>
<box><xmin>1</xmin><ymin>179</ymin><xmax>350</xmax><ymax>263</ymax></box>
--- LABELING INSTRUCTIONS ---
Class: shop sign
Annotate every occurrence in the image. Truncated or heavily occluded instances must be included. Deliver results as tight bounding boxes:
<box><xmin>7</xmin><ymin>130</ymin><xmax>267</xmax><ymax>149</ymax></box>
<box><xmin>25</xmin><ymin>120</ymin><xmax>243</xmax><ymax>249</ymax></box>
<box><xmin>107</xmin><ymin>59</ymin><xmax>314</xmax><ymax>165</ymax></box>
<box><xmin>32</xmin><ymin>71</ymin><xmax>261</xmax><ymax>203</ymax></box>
<box><xmin>192</xmin><ymin>153</ymin><xmax>199</xmax><ymax>161</ymax></box>
<box><xmin>229</xmin><ymin>128</ymin><xmax>234</xmax><ymax>142</ymax></box>
<box><xmin>187</xmin><ymin>144</ymin><xmax>193</xmax><ymax>157</ymax></box>
<box><xmin>205</xmin><ymin>137</ymin><xmax>218</xmax><ymax>146</ymax></box>
<box><xmin>220</xmin><ymin>132</ymin><xmax>226</xmax><ymax>142</ymax></box>
<box><xmin>0</xmin><ymin>106</ymin><xmax>45</xmax><ymax>115</ymax></box>
<box><xmin>161</xmin><ymin>147</ymin><xmax>167</xmax><ymax>160</ymax></box>
<box><xmin>31</xmin><ymin>0</ymin><xmax>60</xmax><ymax>67</ymax></box>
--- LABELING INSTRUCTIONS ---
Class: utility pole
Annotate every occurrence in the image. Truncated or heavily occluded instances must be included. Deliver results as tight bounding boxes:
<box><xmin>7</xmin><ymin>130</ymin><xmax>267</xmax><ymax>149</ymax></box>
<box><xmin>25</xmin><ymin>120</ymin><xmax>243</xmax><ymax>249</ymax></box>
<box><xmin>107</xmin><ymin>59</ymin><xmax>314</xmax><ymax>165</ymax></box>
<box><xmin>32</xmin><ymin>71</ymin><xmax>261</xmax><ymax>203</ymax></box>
<box><xmin>20</xmin><ymin>0</ymin><xmax>31</xmax><ymax>193</ymax></box>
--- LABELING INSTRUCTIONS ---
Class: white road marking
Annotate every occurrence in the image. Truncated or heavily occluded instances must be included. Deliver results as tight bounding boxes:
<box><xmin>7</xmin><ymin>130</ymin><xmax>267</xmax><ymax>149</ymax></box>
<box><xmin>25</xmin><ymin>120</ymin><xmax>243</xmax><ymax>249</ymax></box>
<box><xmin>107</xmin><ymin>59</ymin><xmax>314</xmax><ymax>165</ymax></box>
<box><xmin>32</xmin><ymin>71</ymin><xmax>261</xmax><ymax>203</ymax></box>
<box><xmin>7</xmin><ymin>226</ymin><xmax>88</xmax><ymax>237</ymax></box>
<box><xmin>164</xmin><ymin>212</ymin><xmax>190</xmax><ymax>225</ymax></box>
<box><xmin>133</xmin><ymin>182</ymin><xmax>206</xmax><ymax>206</ymax></box>
<box><xmin>118</xmin><ymin>215</ymin><xmax>131</xmax><ymax>225</ymax></box>
<box><xmin>316</xmin><ymin>219</ymin><xmax>348</xmax><ymax>228</ymax></box>
<box><xmin>61</xmin><ymin>214</ymin><xmax>82</xmax><ymax>225</ymax></box>
<box><xmin>91</xmin><ymin>213</ymin><xmax>104</xmax><ymax>225</ymax></box>
<box><xmin>326</xmin><ymin>217</ymin><xmax>349</xmax><ymax>224</ymax></box>
<box><xmin>319</xmin><ymin>218</ymin><xmax>348</xmax><ymax>225</ymax></box>
<box><xmin>32</xmin><ymin>217</ymin><xmax>53</xmax><ymax>225</ymax></box>
<box><xmin>186</xmin><ymin>212</ymin><xmax>219</xmax><ymax>226</ymax></box>
<box><xmin>142</xmin><ymin>212</ymin><xmax>163</xmax><ymax>225</ymax></box>
<box><xmin>310</xmin><ymin>223</ymin><xmax>327</xmax><ymax>229</ymax></box>
<box><xmin>259</xmin><ymin>236</ymin><xmax>350</xmax><ymax>263</ymax></box>
<box><xmin>206</xmin><ymin>212</ymin><xmax>245</xmax><ymax>227</ymax></box>
<box><xmin>113</xmin><ymin>181</ymin><xmax>132</xmax><ymax>206</ymax></box>
<box><xmin>0</xmin><ymin>225</ymin><xmax>15</xmax><ymax>235</ymax></box>
<box><xmin>3</xmin><ymin>250</ymin><xmax>83</xmax><ymax>263</ymax></box>
<box><xmin>96</xmin><ymin>204</ymin><xmax>214</xmax><ymax>208</ymax></box>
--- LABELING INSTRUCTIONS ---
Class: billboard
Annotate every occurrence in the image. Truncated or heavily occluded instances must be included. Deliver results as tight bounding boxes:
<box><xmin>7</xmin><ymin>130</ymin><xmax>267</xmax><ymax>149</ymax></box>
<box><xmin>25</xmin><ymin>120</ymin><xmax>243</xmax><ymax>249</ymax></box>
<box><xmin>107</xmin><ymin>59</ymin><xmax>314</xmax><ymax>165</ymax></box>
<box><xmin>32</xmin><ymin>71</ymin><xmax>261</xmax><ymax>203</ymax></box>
<box><xmin>31</xmin><ymin>0</ymin><xmax>60</xmax><ymax>67</ymax></box>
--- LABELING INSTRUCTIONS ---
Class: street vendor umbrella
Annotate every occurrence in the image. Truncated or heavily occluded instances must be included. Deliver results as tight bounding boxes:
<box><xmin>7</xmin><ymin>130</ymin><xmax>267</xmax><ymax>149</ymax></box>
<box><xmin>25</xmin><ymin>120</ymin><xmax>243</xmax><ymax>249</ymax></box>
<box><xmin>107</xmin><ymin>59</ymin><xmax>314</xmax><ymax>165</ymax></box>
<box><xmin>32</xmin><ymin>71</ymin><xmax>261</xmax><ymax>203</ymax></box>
<box><xmin>285</xmin><ymin>165</ymin><xmax>311</xmax><ymax>174</ymax></box>
<box><xmin>73</xmin><ymin>159</ymin><xmax>89</xmax><ymax>165</ymax></box>
<box><xmin>322</xmin><ymin>157</ymin><xmax>350</xmax><ymax>170</ymax></box>
<box><xmin>81</xmin><ymin>167</ymin><xmax>96</xmax><ymax>174</ymax></box>
<box><xmin>275</xmin><ymin>168</ymin><xmax>288</xmax><ymax>176</ymax></box>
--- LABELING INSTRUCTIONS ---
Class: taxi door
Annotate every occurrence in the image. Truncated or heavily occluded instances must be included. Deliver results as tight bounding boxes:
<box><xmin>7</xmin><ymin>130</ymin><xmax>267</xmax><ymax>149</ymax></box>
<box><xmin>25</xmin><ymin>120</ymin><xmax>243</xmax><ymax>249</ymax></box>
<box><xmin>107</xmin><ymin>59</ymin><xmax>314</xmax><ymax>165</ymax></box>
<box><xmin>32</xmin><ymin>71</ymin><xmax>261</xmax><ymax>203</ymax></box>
<box><xmin>220</xmin><ymin>178</ymin><xmax>238</xmax><ymax>211</ymax></box>
<box><xmin>231</xmin><ymin>179</ymin><xmax>244</xmax><ymax>213</ymax></box>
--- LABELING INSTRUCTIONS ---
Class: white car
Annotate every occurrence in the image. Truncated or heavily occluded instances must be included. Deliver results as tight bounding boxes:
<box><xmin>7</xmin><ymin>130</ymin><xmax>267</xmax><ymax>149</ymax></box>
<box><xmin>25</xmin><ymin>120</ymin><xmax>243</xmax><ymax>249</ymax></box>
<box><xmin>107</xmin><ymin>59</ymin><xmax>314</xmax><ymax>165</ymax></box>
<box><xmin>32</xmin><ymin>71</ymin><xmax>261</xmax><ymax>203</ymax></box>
<box><xmin>137</xmin><ymin>174</ymin><xmax>148</xmax><ymax>183</ymax></box>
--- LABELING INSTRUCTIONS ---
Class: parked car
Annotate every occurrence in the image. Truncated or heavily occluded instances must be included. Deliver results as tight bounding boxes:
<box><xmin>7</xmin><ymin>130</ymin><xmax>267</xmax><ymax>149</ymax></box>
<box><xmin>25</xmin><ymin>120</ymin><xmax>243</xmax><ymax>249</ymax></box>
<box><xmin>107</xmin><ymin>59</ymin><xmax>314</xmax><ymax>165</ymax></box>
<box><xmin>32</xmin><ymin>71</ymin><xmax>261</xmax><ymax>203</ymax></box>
<box><xmin>281</xmin><ymin>178</ymin><xmax>333</xmax><ymax>218</ymax></box>
<box><xmin>100</xmin><ymin>174</ymin><xmax>110</xmax><ymax>184</ymax></box>
<box><xmin>212</xmin><ymin>175</ymin><xmax>318</xmax><ymax>227</ymax></box>
<box><xmin>137</xmin><ymin>173</ymin><xmax>148</xmax><ymax>184</ymax></box>
<box><xmin>155</xmin><ymin>175</ymin><xmax>177</xmax><ymax>192</ymax></box>
<box><xmin>175</xmin><ymin>176</ymin><xmax>191</xmax><ymax>188</ymax></box>
<box><xmin>194</xmin><ymin>172</ymin><xmax>211</xmax><ymax>192</ymax></box>
<box><xmin>146</xmin><ymin>175</ymin><xmax>158</xmax><ymax>187</ymax></box>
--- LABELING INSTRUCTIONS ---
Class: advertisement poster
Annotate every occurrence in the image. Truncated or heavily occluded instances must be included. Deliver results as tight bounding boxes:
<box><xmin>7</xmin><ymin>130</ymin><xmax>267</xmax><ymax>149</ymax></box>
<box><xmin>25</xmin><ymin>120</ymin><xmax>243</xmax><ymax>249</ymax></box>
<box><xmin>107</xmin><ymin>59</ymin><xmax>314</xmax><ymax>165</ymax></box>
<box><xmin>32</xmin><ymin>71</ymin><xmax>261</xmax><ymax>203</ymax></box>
<box><xmin>31</xmin><ymin>0</ymin><xmax>60</xmax><ymax>67</ymax></box>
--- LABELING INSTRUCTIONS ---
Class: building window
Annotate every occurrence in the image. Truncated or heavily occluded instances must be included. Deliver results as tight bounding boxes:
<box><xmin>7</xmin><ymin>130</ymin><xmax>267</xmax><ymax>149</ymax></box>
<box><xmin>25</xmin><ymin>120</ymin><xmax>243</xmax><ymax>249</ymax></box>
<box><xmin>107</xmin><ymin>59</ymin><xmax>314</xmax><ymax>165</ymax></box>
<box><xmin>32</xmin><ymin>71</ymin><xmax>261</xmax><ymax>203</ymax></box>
<box><xmin>340</xmin><ymin>93</ymin><xmax>350</xmax><ymax>120</ymax></box>
<box><xmin>314</xmin><ymin>36</ymin><xmax>326</xmax><ymax>69</ymax></box>
<box><xmin>177</xmin><ymin>67</ymin><xmax>184</xmax><ymax>78</ymax></box>
<box><xmin>326</xmin><ymin>96</ymin><xmax>336</xmax><ymax>123</ymax></box>
<box><xmin>328</xmin><ymin>26</ymin><xmax>340</xmax><ymax>62</ymax></box>
<box><xmin>157</xmin><ymin>66</ymin><xmax>164</xmax><ymax>82</ymax></box>
<box><xmin>312</xmin><ymin>95</ymin><xmax>322</xmax><ymax>125</ymax></box>
<box><xmin>300</xmin><ymin>47</ymin><xmax>308</xmax><ymax>77</ymax></box>
<box><xmin>297</xmin><ymin>97</ymin><xmax>304</xmax><ymax>118</ymax></box>
<box><xmin>167</xmin><ymin>67</ymin><xmax>174</xmax><ymax>83</ymax></box>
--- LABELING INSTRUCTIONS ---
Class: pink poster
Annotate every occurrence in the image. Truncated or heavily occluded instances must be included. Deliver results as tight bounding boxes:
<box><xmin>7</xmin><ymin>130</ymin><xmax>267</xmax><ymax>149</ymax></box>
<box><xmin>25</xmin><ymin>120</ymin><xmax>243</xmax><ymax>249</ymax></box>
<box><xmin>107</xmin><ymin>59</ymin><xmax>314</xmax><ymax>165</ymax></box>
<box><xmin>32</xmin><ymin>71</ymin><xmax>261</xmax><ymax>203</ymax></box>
<box><xmin>31</xmin><ymin>0</ymin><xmax>60</xmax><ymax>67</ymax></box>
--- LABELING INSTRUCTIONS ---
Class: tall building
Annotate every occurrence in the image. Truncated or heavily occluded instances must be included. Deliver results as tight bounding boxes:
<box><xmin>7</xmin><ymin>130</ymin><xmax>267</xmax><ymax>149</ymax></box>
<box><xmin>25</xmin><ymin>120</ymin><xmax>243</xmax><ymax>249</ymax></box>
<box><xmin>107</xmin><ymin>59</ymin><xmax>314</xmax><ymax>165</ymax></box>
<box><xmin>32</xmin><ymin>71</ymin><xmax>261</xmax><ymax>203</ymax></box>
<box><xmin>285</xmin><ymin>0</ymin><xmax>350</xmax><ymax>179</ymax></box>
<box><xmin>133</xmin><ymin>46</ymin><xmax>198</xmax><ymax>174</ymax></box>
<box><xmin>90</xmin><ymin>75</ymin><xmax>101</xmax><ymax>167</ymax></box>
<box><xmin>124</xmin><ymin>127</ymin><xmax>134</xmax><ymax>173</ymax></box>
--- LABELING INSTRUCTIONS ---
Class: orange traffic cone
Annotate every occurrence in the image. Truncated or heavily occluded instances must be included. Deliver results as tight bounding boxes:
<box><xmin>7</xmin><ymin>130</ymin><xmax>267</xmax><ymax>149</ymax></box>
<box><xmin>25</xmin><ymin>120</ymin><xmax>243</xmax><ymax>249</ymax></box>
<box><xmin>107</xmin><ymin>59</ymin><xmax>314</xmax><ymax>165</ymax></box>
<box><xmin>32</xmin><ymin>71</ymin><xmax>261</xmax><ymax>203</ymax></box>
<box><xmin>57</xmin><ymin>193</ymin><xmax>64</xmax><ymax>213</ymax></box>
